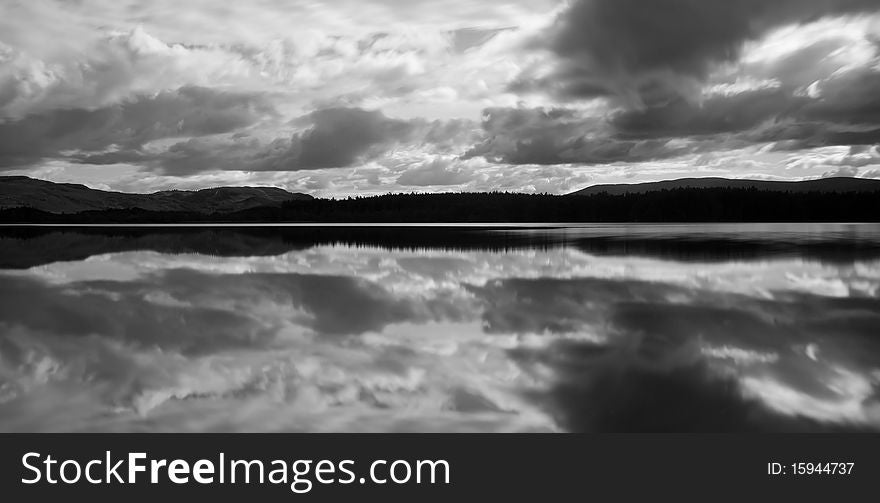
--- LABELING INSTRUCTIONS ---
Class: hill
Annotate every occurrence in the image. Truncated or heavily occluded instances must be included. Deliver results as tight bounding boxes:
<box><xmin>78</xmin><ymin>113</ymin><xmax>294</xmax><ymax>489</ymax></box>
<box><xmin>2</xmin><ymin>176</ymin><xmax>880</xmax><ymax>223</ymax></box>
<box><xmin>569</xmin><ymin>177</ymin><xmax>880</xmax><ymax>196</ymax></box>
<box><xmin>0</xmin><ymin>176</ymin><xmax>312</xmax><ymax>214</ymax></box>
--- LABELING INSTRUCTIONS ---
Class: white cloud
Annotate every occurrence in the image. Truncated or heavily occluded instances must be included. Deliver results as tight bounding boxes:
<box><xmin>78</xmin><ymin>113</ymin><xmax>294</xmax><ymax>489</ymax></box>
<box><xmin>2</xmin><ymin>1</ymin><xmax>880</xmax><ymax>192</ymax></box>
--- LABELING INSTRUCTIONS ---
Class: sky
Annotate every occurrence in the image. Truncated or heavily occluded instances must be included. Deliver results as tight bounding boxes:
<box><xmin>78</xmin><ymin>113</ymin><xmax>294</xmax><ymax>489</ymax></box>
<box><xmin>1</xmin><ymin>0</ymin><xmax>880</xmax><ymax>196</ymax></box>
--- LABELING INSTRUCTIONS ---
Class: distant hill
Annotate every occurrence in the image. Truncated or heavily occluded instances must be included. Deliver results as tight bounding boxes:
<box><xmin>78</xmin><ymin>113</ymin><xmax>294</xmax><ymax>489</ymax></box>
<box><xmin>569</xmin><ymin>177</ymin><xmax>880</xmax><ymax>196</ymax></box>
<box><xmin>2</xmin><ymin>176</ymin><xmax>880</xmax><ymax>223</ymax></box>
<box><xmin>0</xmin><ymin>176</ymin><xmax>312</xmax><ymax>214</ymax></box>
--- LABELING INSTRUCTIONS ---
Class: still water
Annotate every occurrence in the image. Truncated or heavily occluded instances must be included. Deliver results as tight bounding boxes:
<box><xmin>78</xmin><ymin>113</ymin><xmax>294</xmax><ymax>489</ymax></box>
<box><xmin>1</xmin><ymin>224</ymin><xmax>879</xmax><ymax>432</ymax></box>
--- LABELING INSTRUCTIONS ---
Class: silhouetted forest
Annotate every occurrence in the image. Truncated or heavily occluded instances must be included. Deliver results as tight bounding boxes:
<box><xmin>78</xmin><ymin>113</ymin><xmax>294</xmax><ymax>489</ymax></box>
<box><xmin>2</xmin><ymin>187</ymin><xmax>880</xmax><ymax>223</ymax></box>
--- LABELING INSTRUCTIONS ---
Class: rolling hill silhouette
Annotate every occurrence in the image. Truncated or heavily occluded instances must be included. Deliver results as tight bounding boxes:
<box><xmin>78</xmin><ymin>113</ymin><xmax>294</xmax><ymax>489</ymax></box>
<box><xmin>569</xmin><ymin>177</ymin><xmax>880</xmax><ymax>196</ymax></box>
<box><xmin>0</xmin><ymin>176</ymin><xmax>312</xmax><ymax>214</ymax></box>
<box><xmin>2</xmin><ymin>176</ymin><xmax>880</xmax><ymax>223</ymax></box>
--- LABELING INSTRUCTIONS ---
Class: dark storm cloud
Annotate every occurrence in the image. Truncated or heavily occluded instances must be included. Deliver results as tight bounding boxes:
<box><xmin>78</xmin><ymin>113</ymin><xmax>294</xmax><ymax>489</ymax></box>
<box><xmin>799</xmin><ymin>68</ymin><xmax>880</xmax><ymax>126</ymax></box>
<box><xmin>468</xmin><ymin>64</ymin><xmax>880</xmax><ymax>165</ymax></box>
<box><xmin>537</xmin><ymin>0</ymin><xmax>880</xmax><ymax>105</ymax></box>
<box><xmin>463</xmin><ymin>107</ymin><xmax>698</xmax><ymax>165</ymax></box>
<box><xmin>611</xmin><ymin>87</ymin><xmax>798</xmax><ymax>138</ymax></box>
<box><xmin>480</xmin><ymin>2</ymin><xmax>880</xmax><ymax>173</ymax></box>
<box><xmin>608</xmin><ymin>80</ymin><xmax>880</xmax><ymax>148</ymax></box>
<box><xmin>475</xmin><ymin>0</ymin><xmax>880</xmax><ymax>166</ymax></box>
<box><xmin>286</xmin><ymin>109</ymin><xmax>479</xmax><ymax>171</ymax></box>
<box><xmin>745</xmin><ymin>70</ymin><xmax>880</xmax><ymax>150</ymax></box>
<box><xmin>0</xmin><ymin>86</ymin><xmax>276</xmax><ymax>169</ymax></box>
<box><xmin>83</xmin><ymin>108</ymin><xmax>480</xmax><ymax>175</ymax></box>
<box><xmin>294</xmin><ymin>108</ymin><xmax>421</xmax><ymax>169</ymax></box>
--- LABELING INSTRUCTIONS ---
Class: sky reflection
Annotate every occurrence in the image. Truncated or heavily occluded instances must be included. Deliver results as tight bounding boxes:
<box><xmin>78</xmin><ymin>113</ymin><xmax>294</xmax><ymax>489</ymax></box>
<box><xmin>1</xmin><ymin>226</ymin><xmax>879</xmax><ymax>432</ymax></box>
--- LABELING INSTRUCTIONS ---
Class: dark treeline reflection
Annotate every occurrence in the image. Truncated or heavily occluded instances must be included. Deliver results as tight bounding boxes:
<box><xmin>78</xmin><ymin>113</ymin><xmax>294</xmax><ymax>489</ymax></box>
<box><xmin>3</xmin><ymin>224</ymin><xmax>880</xmax><ymax>268</ymax></box>
<box><xmin>0</xmin><ymin>224</ymin><xmax>879</xmax><ymax>432</ymax></box>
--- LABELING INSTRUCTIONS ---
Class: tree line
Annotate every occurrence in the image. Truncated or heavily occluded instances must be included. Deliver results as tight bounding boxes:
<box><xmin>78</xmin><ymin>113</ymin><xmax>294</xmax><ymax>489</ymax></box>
<box><xmin>2</xmin><ymin>187</ymin><xmax>879</xmax><ymax>223</ymax></box>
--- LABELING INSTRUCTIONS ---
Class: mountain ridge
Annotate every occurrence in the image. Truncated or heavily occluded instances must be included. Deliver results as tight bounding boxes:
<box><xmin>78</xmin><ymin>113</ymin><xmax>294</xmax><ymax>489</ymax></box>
<box><xmin>3</xmin><ymin>176</ymin><xmax>880</xmax><ymax>222</ymax></box>
<box><xmin>0</xmin><ymin>176</ymin><xmax>313</xmax><ymax>214</ymax></box>
<box><xmin>569</xmin><ymin>177</ymin><xmax>880</xmax><ymax>196</ymax></box>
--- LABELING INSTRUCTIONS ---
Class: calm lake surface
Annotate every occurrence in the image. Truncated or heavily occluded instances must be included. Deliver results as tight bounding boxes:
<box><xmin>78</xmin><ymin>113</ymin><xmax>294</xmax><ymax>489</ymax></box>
<box><xmin>1</xmin><ymin>223</ymin><xmax>879</xmax><ymax>432</ymax></box>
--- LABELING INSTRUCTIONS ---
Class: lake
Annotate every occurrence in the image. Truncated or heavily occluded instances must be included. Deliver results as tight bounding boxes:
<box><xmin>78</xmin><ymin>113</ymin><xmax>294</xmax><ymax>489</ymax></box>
<box><xmin>1</xmin><ymin>223</ymin><xmax>879</xmax><ymax>432</ymax></box>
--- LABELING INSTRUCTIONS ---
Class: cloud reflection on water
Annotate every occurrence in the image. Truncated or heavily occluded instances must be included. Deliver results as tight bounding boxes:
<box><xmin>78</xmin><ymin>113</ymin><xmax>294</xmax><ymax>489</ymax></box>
<box><xmin>1</xmin><ymin>230</ymin><xmax>879</xmax><ymax>432</ymax></box>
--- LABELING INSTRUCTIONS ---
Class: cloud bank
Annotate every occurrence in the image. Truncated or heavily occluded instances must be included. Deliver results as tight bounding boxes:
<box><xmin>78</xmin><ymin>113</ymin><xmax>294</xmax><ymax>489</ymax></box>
<box><xmin>1</xmin><ymin>0</ymin><xmax>880</xmax><ymax>193</ymax></box>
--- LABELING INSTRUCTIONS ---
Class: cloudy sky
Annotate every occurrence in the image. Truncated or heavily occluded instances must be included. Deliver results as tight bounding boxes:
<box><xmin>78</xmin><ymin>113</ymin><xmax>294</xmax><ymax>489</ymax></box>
<box><xmin>1</xmin><ymin>0</ymin><xmax>880</xmax><ymax>196</ymax></box>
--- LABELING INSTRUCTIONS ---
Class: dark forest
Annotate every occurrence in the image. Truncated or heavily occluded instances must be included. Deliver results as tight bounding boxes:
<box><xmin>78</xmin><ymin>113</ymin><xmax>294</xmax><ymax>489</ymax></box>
<box><xmin>2</xmin><ymin>187</ymin><xmax>879</xmax><ymax>223</ymax></box>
